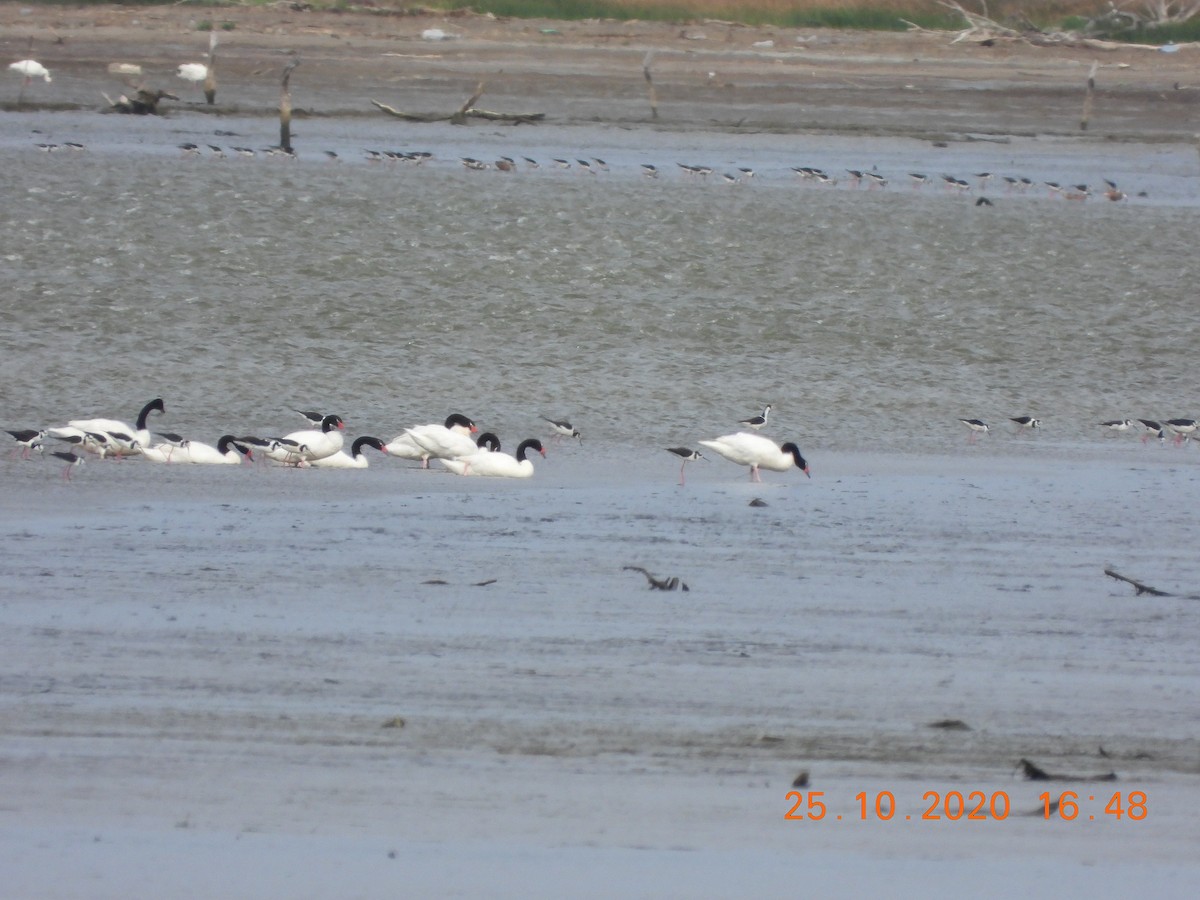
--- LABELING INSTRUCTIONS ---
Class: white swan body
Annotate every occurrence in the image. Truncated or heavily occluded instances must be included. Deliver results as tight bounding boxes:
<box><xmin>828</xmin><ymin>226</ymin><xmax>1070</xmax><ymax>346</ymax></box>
<box><xmin>10</xmin><ymin>60</ymin><xmax>51</xmax><ymax>83</ymax></box>
<box><xmin>280</xmin><ymin>414</ymin><xmax>344</xmax><ymax>462</ymax></box>
<box><xmin>386</xmin><ymin>413</ymin><xmax>476</xmax><ymax>466</ymax></box>
<box><xmin>399</xmin><ymin>413</ymin><xmax>478</xmax><ymax>465</ymax></box>
<box><xmin>63</xmin><ymin>398</ymin><xmax>165</xmax><ymax>456</ymax></box>
<box><xmin>440</xmin><ymin>438</ymin><xmax>544</xmax><ymax>478</ymax></box>
<box><xmin>177</xmin><ymin>63</ymin><xmax>208</xmax><ymax>84</ymax></box>
<box><xmin>697</xmin><ymin>432</ymin><xmax>809</xmax><ymax>483</ymax></box>
<box><xmin>309</xmin><ymin>436</ymin><xmax>387</xmax><ymax>469</ymax></box>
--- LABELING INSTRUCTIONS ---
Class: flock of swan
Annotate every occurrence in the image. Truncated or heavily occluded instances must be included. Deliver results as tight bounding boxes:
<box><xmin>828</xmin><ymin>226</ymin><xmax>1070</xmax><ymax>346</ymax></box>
<box><xmin>5</xmin><ymin>399</ymin><xmax>814</xmax><ymax>485</ymax></box>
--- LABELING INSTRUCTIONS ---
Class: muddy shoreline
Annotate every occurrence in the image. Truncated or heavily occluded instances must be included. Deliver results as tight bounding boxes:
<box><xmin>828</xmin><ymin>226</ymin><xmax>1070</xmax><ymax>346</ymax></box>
<box><xmin>3</xmin><ymin>3</ymin><xmax>1199</xmax><ymax>139</ymax></box>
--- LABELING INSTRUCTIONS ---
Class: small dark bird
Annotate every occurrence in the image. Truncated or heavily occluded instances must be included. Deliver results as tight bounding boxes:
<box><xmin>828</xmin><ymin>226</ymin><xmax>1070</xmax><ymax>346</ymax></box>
<box><xmin>738</xmin><ymin>405</ymin><xmax>771</xmax><ymax>430</ymax></box>
<box><xmin>975</xmin><ymin>196</ymin><xmax>993</xmax><ymax>207</ymax></box>
<box><xmin>1138</xmin><ymin>419</ymin><xmax>1165</xmax><ymax>444</ymax></box>
<box><xmin>293</xmin><ymin>408</ymin><xmax>327</xmax><ymax>427</ymax></box>
<box><xmin>6</xmin><ymin>429</ymin><xmax>44</xmax><ymax>459</ymax></box>
<box><xmin>51</xmin><ymin>451</ymin><xmax>83</xmax><ymax>480</ymax></box>
<box><xmin>541</xmin><ymin>417</ymin><xmax>581</xmax><ymax>443</ymax></box>
<box><xmin>666</xmin><ymin>447</ymin><xmax>704</xmax><ymax>485</ymax></box>
<box><xmin>960</xmin><ymin>419</ymin><xmax>989</xmax><ymax>443</ymax></box>
<box><xmin>1010</xmin><ymin>416</ymin><xmax>1041</xmax><ymax>429</ymax></box>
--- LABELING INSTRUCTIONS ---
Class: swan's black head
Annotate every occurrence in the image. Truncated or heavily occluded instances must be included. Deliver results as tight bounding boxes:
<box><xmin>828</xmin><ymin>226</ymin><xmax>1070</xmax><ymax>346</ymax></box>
<box><xmin>352</xmin><ymin>436</ymin><xmax>387</xmax><ymax>455</ymax></box>
<box><xmin>517</xmin><ymin>438</ymin><xmax>546</xmax><ymax>461</ymax></box>
<box><xmin>321</xmin><ymin>414</ymin><xmax>345</xmax><ymax>433</ymax></box>
<box><xmin>445</xmin><ymin>413</ymin><xmax>478</xmax><ymax>433</ymax></box>
<box><xmin>781</xmin><ymin>442</ymin><xmax>810</xmax><ymax>478</ymax></box>
<box><xmin>476</xmin><ymin>432</ymin><xmax>501</xmax><ymax>452</ymax></box>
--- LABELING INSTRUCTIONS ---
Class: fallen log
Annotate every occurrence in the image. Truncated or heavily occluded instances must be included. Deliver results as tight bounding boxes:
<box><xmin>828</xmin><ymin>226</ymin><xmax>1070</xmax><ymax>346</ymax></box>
<box><xmin>103</xmin><ymin>88</ymin><xmax>178</xmax><ymax>115</ymax></box>
<box><xmin>1018</xmin><ymin>758</ymin><xmax>1117</xmax><ymax>782</ymax></box>
<box><xmin>1103</xmin><ymin>567</ymin><xmax>1200</xmax><ymax>598</ymax></box>
<box><xmin>371</xmin><ymin>98</ymin><xmax>545</xmax><ymax>124</ymax></box>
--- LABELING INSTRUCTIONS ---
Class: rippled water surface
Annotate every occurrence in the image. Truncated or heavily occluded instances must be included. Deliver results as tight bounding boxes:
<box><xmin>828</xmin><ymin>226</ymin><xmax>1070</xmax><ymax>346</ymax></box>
<box><xmin>3</xmin><ymin>112</ymin><xmax>1199</xmax><ymax>452</ymax></box>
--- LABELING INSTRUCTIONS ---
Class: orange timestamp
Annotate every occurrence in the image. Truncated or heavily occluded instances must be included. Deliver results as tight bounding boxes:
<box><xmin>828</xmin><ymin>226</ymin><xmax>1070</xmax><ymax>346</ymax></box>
<box><xmin>785</xmin><ymin>790</ymin><xmax>1148</xmax><ymax>822</ymax></box>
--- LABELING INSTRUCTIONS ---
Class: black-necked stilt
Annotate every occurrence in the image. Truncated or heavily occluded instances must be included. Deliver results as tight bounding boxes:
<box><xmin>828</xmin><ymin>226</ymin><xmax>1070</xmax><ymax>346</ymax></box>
<box><xmin>1100</xmin><ymin>419</ymin><xmax>1134</xmax><ymax>433</ymax></box>
<box><xmin>541</xmin><ymin>417</ymin><xmax>581</xmax><ymax>443</ymax></box>
<box><xmin>738</xmin><ymin>405</ymin><xmax>771</xmax><ymax>430</ymax></box>
<box><xmin>6</xmin><ymin>429</ymin><xmax>44</xmax><ymax>459</ymax></box>
<box><xmin>294</xmin><ymin>408</ymin><xmax>328</xmax><ymax>427</ymax></box>
<box><xmin>1138</xmin><ymin>419</ymin><xmax>1165</xmax><ymax>444</ymax></box>
<box><xmin>592</xmin><ymin>158</ymin><xmax>609</xmax><ymax>171</ymax></box>
<box><xmin>208</xmin><ymin>144</ymin><xmax>225</xmax><ymax>159</ymax></box>
<box><xmin>1165</xmin><ymin>418</ymin><xmax>1197</xmax><ymax>445</ymax></box>
<box><xmin>51</xmin><ymin>451</ymin><xmax>83</xmax><ymax>480</ymax></box>
<box><xmin>552</xmin><ymin>158</ymin><xmax>571</xmax><ymax>169</ymax></box>
<box><xmin>1010</xmin><ymin>416</ymin><xmax>1041</xmax><ymax>430</ymax></box>
<box><xmin>495</xmin><ymin>157</ymin><xmax>515</xmax><ymax>172</ymax></box>
<box><xmin>179</xmin><ymin>142</ymin><xmax>201</xmax><ymax>156</ymax></box>
<box><xmin>641</xmin><ymin>163</ymin><xmax>659</xmax><ymax>178</ymax></box>
<box><xmin>523</xmin><ymin>156</ymin><xmax>540</xmax><ymax>168</ymax></box>
<box><xmin>960</xmin><ymin>419</ymin><xmax>989</xmax><ymax>442</ymax></box>
<box><xmin>666</xmin><ymin>447</ymin><xmax>704</xmax><ymax>485</ymax></box>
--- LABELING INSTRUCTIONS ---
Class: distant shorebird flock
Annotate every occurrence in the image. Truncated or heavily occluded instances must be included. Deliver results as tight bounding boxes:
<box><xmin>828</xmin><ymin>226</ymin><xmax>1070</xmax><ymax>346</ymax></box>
<box><xmin>959</xmin><ymin>416</ymin><xmax>1197</xmax><ymax>444</ymax></box>
<box><xmin>13</xmin><ymin>133</ymin><xmax>1137</xmax><ymax>201</ymax></box>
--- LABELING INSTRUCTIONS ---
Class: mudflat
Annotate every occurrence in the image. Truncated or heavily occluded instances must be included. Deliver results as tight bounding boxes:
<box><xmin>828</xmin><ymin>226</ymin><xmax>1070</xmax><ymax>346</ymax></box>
<box><xmin>2</xmin><ymin>1</ymin><xmax>1197</xmax><ymax>137</ymax></box>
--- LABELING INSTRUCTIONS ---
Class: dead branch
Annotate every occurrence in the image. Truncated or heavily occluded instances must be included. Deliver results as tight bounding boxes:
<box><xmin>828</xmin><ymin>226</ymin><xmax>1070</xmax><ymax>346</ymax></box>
<box><xmin>451</xmin><ymin>80</ymin><xmax>486</xmax><ymax>125</ymax></box>
<box><xmin>1104</xmin><ymin>567</ymin><xmax>1175</xmax><ymax>596</ymax></box>
<box><xmin>280</xmin><ymin>59</ymin><xmax>299</xmax><ymax>152</ymax></box>
<box><xmin>1018</xmin><ymin>758</ymin><xmax>1117</xmax><ymax>781</ymax></box>
<box><xmin>103</xmin><ymin>88</ymin><xmax>178</xmax><ymax>115</ymax></box>
<box><xmin>371</xmin><ymin>98</ymin><xmax>544</xmax><ymax>124</ymax></box>
<box><xmin>643</xmin><ymin>51</ymin><xmax>659</xmax><ymax>121</ymax></box>
<box><xmin>624</xmin><ymin>566</ymin><xmax>689</xmax><ymax>591</ymax></box>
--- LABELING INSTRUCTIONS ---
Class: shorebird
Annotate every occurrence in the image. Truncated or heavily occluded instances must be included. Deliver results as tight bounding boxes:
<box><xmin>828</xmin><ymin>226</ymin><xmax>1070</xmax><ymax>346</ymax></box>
<box><xmin>1165</xmin><ymin>418</ymin><xmax>1197</xmax><ymax>445</ymax></box>
<box><xmin>51</xmin><ymin>451</ymin><xmax>83</xmax><ymax>481</ymax></box>
<box><xmin>641</xmin><ymin>163</ymin><xmax>659</xmax><ymax>178</ymax></box>
<box><xmin>6</xmin><ymin>429</ymin><xmax>44</xmax><ymax>459</ymax></box>
<box><xmin>1010</xmin><ymin>416</ymin><xmax>1041</xmax><ymax>430</ymax></box>
<box><xmin>738</xmin><ymin>405</ymin><xmax>771</xmax><ymax>430</ymax></box>
<box><xmin>960</xmin><ymin>419</ymin><xmax>990</xmax><ymax>443</ymax></box>
<box><xmin>9</xmin><ymin>59</ymin><xmax>51</xmax><ymax>100</ymax></box>
<box><xmin>1100</xmin><ymin>419</ymin><xmax>1134</xmax><ymax>433</ymax></box>
<box><xmin>176</xmin><ymin>62</ymin><xmax>208</xmax><ymax>92</ymax></box>
<box><xmin>1138</xmin><ymin>419</ymin><xmax>1166</xmax><ymax>444</ymax></box>
<box><xmin>541</xmin><ymin>417</ymin><xmax>582</xmax><ymax>443</ymax></box>
<box><xmin>666</xmin><ymin>447</ymin><xmax>704</xmax><ymax>485</ymax></box>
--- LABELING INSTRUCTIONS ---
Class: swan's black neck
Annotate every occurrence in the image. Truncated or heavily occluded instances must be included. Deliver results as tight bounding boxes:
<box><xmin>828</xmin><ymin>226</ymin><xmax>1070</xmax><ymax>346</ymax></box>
<box><xmin>516</xmin><ymin>438</ymin><xmax>545</xmax><ymax>461</ymax></box>
<box><xmin>135</xmin><ymin>398</ymin><xmax>166</xmax><ymax>430</ymax></box>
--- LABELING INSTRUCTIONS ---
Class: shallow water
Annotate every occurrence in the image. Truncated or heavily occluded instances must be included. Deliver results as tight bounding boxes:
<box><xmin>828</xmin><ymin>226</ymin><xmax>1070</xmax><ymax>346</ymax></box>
<box><xmin>2</xmin><ymin>110</ymin><xmax>1199</xmax><ymax>453</ymax></box>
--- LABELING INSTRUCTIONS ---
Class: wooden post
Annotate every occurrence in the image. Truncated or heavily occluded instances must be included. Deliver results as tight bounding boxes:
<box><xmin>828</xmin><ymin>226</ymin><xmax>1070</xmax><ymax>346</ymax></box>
<box><xmin>204</xmin><ymin>32</ymin><xmax>217</xmax><ymax>106</ymax></box>
<box><xmin>1080</xmin><ymin>61</ymin><xmax>1097</xmax><ymax>131</ymax></box>
<box><xmin>643</xmin><ymin>51</ymin><xmax>658</xmax><ymax>121</ymax></box>
<box><xmin>280</xmin><ymin>59</ymin><xmax>299</xmax><ymax>153</ymax></box>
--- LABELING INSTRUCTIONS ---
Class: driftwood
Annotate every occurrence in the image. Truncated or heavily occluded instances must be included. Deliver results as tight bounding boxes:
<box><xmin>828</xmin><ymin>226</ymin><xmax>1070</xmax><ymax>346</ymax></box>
<box><xmin>624</xmin><ymin>566</ymin><xmax>689</xmax><ymax>591</ymax></box>
<box><xmin>643</xmin><ymin>51</ymin><xmax>659</xmax><ymax>121</ymax></box>
<box><xmin>103</xmin><ymin>88</ymin><xmax>178</xmax><ymax>115</ymax></box>
<box><xmin>371</xmin><ymin>99</ymin><xmax>544</xmax><ymax>125</ymax></box>
<box><xmin>204</xmin><ymin>31</ymin><xmax>217</xmax><ymax>106</ymax></box>
<box><xmin>372</xmin><ymin>80</ymin><xmax>543</xmax><ymax>124</ymax></box>
<box><xmin>934</xmin><ymin>0</ymin><xmax>1196</xmax><ymax>49</ymax></box>
<box><xmin>1080</xmin><ymin>61</ymin><xmax>1098</xmax><ymax>130</ymax></box>
<box><xmin>1104</xmin><ymin>567</ymin><xmax>1200</xmax><ymax>598</ymax></box>
<box><xmin>1018</xmin><ymin>758</ymin><xmax>1118</xmax><ymax>782</ymax></box>
<box><xmin>280</xmin><ymin>59</ymin><xmax>299</xmax><ymax>153</ymax></box>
